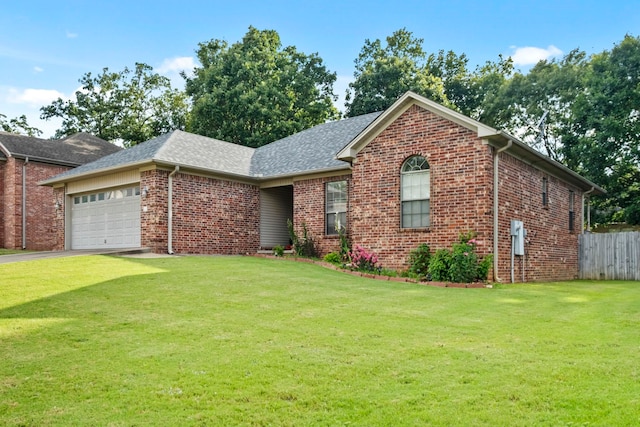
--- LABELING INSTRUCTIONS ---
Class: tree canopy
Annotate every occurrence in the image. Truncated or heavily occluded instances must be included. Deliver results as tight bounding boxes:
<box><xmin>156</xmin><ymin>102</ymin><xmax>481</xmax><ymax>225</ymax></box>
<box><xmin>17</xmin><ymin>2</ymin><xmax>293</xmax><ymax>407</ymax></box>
<box><xmin>0</xmin><ymin>113</ymin><xmax>42</xmax><ymax>137</ymax></box>
<box><xmin>345</xmin><ymin>28</ymin><xmax>513</xmax><ymax>122</ymax></box>
<box><xmin>492</xmin><ymin>35</ymin><xmax>640</xmax><ymax>224</ymax></box>
<box><xmin>40</xmin><ymin>63</ymin><xmax>189</xmax><ymax>147</ymax></box>
<box><xmin>184</xmin><ymin>26</ymin><xmax>339</xmax><ymax>148</ymax></box>
<box><xmin>345</xmin><ymin>28</ymin><xmax>448</xmax><ymax>117</ymax></box>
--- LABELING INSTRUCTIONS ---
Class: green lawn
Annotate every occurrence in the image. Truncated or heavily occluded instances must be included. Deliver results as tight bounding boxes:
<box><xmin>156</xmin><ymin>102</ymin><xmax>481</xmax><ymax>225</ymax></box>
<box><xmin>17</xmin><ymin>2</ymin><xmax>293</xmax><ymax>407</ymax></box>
<box><xmin>1</xmin><ymin>255</ymin><xmax>638</xmax><ymax>426</ymax></box>
<box><xmin>0</xmin><ymin>249</ymin><xmax>29</xmax><ymax>256</ymax></box>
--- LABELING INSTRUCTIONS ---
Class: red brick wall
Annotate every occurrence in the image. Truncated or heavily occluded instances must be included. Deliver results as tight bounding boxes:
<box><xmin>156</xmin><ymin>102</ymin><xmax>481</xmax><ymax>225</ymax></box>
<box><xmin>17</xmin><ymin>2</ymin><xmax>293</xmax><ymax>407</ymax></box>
<box><xmin>293</xmin><ymin>174</ymin><xmax>352</xmax><ymax>255</ymax></box>
<box><xmin>52</xmin><ymin>187</ymin><xmax>65</xmax><ymax>251</ymax></box>
<box><xmin>497</xmin><ymin>152</ymin><xmax>582</xmax><ymax>282</ymax></box>
<box><xmin>0</xmin><ymin>158</ymin><xmax>68</xmax><ymax>250</ymax></box>
<box><xmin>297</xmin><ymin>103</ymin><xmax>581</xmax><ymax>282</ymax></box>
<box><xmin>2</xmin><ymin>158</ymin><xmax>17</xmax><ymax>248</ymax></box>
<box><xmin>348</xmin><ymin>105</ymin><xmax>494</xmax><ymax>271</ymax></box>
<box><xmin>0</xmin><ymin>160</ymin><xmax>5</xmax><ymax>248</ymax></box>
<box><xmin>141</xmin><ymin>170</ymin><xmax>260</xmax><ymax>255</ymax></box>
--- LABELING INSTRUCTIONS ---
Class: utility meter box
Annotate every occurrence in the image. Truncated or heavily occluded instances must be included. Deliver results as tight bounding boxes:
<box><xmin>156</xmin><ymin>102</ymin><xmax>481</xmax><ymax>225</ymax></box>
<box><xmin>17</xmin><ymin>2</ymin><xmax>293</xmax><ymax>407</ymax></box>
<box><xmin>510</xmin><ymin>220</ymin><xmax>525</xmax><ymax>255</ymax></box>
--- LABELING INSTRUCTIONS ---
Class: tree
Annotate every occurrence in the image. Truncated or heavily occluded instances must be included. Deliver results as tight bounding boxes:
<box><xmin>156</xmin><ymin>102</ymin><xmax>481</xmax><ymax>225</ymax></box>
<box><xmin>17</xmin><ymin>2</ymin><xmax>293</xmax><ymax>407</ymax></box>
<box><xmin>40</xmin><ymin>63</ymin><xmax>189</xmax><ymax>147</ymax></box>
<box><xmin>345</xmin><ymin>28</ymin><xmax>448</xmax><ymax>117</ymax></box>
<box><xmin>0</xmin><ymin>113</ymin><xmax>42</xmax><ymax>137</ymax></box>
<box><xmin>184</xmin><ymin>27</ymin><xmax>339</xmax><ymax>148</ymax></box>
<box><xmin>345</xmin><ymin>29</ymin><xmax>512</xmax><ymax>120</ymax></box>
<box><xmin>492</xmin><ymin>36</ymin><xmax>640</xmax><ymax>224</ymax></box>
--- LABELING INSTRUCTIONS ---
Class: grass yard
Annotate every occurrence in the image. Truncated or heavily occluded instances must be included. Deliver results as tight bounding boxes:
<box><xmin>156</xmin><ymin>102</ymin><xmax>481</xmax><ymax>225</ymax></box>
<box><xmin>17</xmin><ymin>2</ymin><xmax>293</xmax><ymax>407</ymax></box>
<box><xmin>0</xmin><ymin>249</ymin><xmax>29</xmax><ymax>256</ymax></box>
<box><xmin>0</xmin><ymin>255</ymin><xmax>639</xmax><ymax>426</ymax></box>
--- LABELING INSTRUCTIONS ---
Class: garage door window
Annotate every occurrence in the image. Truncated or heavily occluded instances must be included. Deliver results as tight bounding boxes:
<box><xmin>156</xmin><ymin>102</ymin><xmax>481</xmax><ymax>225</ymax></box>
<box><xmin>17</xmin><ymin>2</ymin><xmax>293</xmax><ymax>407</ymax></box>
<box><xmin>74</xmin><ymin>186</ymin><xmax>140</xmax><ymax>204</ymax></box>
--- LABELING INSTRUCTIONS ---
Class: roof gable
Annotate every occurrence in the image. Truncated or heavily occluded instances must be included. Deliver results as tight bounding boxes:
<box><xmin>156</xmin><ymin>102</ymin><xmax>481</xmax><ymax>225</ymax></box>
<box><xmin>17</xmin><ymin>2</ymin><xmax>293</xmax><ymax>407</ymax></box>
<box><xmin>336</xmin><ymin>91</ymin><xmax>497</xmax><ymax>161</ymax></box>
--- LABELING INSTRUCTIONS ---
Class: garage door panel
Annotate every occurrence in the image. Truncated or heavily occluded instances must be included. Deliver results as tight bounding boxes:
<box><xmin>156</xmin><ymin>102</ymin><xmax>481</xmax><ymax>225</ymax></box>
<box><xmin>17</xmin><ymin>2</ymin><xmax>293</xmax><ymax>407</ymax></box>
<box><xmin>71</xmin><ymin>185</ymin><xmax>141</xmax><ymax>249</ymax></box>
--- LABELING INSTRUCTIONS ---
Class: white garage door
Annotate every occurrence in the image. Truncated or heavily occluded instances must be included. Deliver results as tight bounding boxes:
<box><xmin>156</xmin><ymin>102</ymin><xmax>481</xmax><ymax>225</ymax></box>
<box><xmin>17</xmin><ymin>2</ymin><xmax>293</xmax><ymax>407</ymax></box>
<box><xmin>71</xmin><ymin>185</ymin><xmax>141</xmax><ymax>249</ymax></box>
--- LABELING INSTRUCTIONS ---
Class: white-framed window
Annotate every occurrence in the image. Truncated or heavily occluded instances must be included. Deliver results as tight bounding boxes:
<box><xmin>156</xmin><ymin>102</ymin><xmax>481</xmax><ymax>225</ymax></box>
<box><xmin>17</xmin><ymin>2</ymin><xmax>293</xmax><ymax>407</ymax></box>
<box><xmin>72</xmin><ymin>186</ymin><xmax>140</xmax><ymax>205</ymax></box>
<box><xmin>401</xmin><ymin>155</ymin><xmax>430</xmax><ymax>228</ymax></box>
<box><xmin>326</xmin><ymin>180</ymin><xmax>347</xmax><ymax>235</ymax></box>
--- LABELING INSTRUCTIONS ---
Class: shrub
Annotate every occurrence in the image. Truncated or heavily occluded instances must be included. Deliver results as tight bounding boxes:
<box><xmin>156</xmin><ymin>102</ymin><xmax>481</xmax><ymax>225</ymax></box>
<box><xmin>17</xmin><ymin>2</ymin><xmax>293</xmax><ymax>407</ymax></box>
<box><xmin>287</xmin><ymin>220</ymin><xmax>318</xmax><ymax>258</ymax></box>
<box><xmin>477</xmin><ymin>254</ymin><xmax>493</xmax><ymax>281</ymax></box>
<box><xmin>408</xmin><ymin>243</ymin><xmax>431</xmax><ymax>279</ymax></box>
<box><xmin>427</xmin><ymin>231</ymin><xmax>492</xmax><ymax>283</ymax></box>
<box><xmin>449</xmin><ymin>241</ymin><xmax>478</xmax><ymax>283</ymax></box>
<box><xmin>323</xmin><ymin>252</ymin><xmax>341</xmax><ymax>264</ymax></box>
<box><xmin>428</xmin><ymin>249</ymin><xmax>452</xmax><ymax>281</ymax></box>
<box><xmin>349</xmin><ymin>245</ymin><xmax>379</xmax><ymax>272</ymax></box>
<box><xmin>338</xmin><ymin>227</ymin><xmax>351</xmax><ymax>262</ymax></box>
<box><xmin>273</xmin><ymin>245</ymin><xmax>284</xmax><ymax>257</ymax></box>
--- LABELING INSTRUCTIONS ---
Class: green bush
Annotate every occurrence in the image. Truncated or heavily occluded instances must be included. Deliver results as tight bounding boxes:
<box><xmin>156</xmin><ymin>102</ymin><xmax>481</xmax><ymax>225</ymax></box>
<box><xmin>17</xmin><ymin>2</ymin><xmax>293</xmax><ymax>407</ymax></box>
<box><xmin>408</xmin><ymin>243</ymin><xmax>431</xmax><ymax>279</ymax></box>
<box><xmin>449</xmin><ymin>242</ymin><xmax>478</xmax><ymax>283</ymax></box>
<box><xmin>273</xmin><ymin>245</ymin><xmax>284</xmax><ymax>257</ymax></box>
<box><xmin>477</xmin><ymin>254</ymin><xmax>493</xmax><ymax>281</ymax></box>
<box><xmin>287</xmin><ymin>220</ymin><xmax>318</xmax><ymax>258</ymax></box>
<box><xmin>338</xmin><ymin>227</ymin><xmax>351</xmax><ymax>262</ymax></box>
<box><xmin>428</xmin><ymin>249</ymin><xmax>452</xmax><ymax>282</ymax></box>
<box><xmin>323</xmin><ymin>252</ymin><xmax>341</xmax><ymax>264</ymax></box>
<box><xmin>427</xmin><ymin>232</ymin><xmax>492</xmax><ymax>283</ymax></box>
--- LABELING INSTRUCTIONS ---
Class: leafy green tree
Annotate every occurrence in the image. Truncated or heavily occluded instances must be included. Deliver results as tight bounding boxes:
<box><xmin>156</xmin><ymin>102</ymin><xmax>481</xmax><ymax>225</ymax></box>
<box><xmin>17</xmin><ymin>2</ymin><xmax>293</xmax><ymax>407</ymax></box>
<box><xmin>40</xmin><ymin>63</ymin><xmax>189</xmax><ymax>147</ymax></box>
<box><xmin>184</xmin><ymin>26</ymin><xmax>339</xmax><ymax>148</ymax></box>
<box><xmin>570</xmin><ymin>35</ymin><xmax>640</xmax><ymax>222</ymax></box>
<box><xmin>0</xmin><ymin>113</ymin><xmax>42</xmax><ymax>137</ymax></box>
<box><xmin>345</xmin><ymin>28</ymin><xmax>448</xmax><ymax>117</ymax></box>
<box><xmin>493</xmin><ymin>36</ymin><xmax>640</xmax><ymax>223</ymax></box>
<box><xmin>345</xmin><ymin>29</ymin><xmax>512</xmax><ymax>120</ymax></box>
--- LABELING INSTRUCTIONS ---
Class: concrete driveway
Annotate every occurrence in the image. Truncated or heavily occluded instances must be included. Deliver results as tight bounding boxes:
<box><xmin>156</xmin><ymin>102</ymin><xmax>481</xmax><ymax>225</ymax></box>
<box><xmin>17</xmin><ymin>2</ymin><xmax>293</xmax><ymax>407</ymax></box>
<box><xmin>0</xmin><ymin>248</ymin><xmax>160</xmax><ymax>265</ymax></box>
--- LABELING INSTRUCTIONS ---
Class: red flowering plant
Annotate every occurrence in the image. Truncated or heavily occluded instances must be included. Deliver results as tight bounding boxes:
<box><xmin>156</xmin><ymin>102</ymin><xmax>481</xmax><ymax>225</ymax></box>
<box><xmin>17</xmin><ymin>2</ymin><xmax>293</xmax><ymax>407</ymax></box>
<box><xmin>349</xmin><ymin>244</ymin><xmax>380</xmax><ymax>273</ymax></box>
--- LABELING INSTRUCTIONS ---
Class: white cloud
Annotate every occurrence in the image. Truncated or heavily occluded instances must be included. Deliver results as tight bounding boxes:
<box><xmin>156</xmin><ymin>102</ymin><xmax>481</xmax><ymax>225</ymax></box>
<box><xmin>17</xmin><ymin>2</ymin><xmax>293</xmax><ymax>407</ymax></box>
<box><xmin>509</xmin><ymin>45</ymin><xmax>563</xmax><ymax>66</ymax></box>
<box><xmin>6</xmin><ymin>88</ymin><xmax>65</xmax><ymax>106</ymax></box>
<box><xmin>157</xmin><ymin>56</ymin><xmax>195</xmax><ymax>89</ymax></box>
<box><xmin>34</xmin><ymin>66</ymin><xmax>43</xmax><ymax>73</ymax></box>
<box><xmin>66</xmin><ymin>30</ymin><xmax>78</xmax><ymax>39</ymax></box>
<box><xmin>157</xmin><ymin>56</ymin><xmax>196</xmax><ymax>74</ymax></box>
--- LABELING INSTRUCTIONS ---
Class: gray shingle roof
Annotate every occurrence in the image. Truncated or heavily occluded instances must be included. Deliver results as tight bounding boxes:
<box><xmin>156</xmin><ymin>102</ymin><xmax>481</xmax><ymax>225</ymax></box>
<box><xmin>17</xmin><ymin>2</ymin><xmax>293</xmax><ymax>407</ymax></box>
<box><xmin>46</xmin><ymin>130</ymin><xmax>256</xmax><ymax>182</ymax></box>
<box><xmin>251</xmin><ymin>112</ymin><xmax>381</xmax><ymax>177</ymax></box>
<box><xmin>43</xmin><ymin>113</ymin><xmax>382</xmax><ymax>184</ymax></box>
<box><xmin>0</xmin><ymin>131</ymin><xmax>121</xmax><ymax>166</ymax></box>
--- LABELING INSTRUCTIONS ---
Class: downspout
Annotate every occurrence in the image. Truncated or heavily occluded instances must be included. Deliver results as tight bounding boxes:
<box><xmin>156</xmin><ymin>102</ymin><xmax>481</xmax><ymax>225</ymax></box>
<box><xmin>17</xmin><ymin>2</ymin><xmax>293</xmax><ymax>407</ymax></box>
<box><xmin>22</xmin><ymin>157</ymin><xmax>29</xmax><ymax>250</ymax></box>
<box><xmin>582</xmin><ymin>187</ymin><xmax>595</xmax><ymax>232</ymax></box>
<box><xmin>493</xmin><ymin>140</ymin><xmax>512</xmax><ymax>283</ymax></box>
<box><xmin>167</xmin><ymin>166</ymin><xmax>179</xmax><ymax>254</ymax></box>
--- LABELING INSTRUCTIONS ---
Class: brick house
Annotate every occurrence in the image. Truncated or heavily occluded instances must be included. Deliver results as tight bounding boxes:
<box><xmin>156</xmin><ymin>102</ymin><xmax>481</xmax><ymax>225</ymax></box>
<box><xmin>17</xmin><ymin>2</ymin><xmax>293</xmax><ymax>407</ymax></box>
<box><xmin>42</xmin><ymin>92</ymin><xmax>604</xmax><ymax>282</ymax></box>
<box><xmin>0</xmin><ymin>132</ymin><xmax>120</xmax><ymax>250</ymax></box>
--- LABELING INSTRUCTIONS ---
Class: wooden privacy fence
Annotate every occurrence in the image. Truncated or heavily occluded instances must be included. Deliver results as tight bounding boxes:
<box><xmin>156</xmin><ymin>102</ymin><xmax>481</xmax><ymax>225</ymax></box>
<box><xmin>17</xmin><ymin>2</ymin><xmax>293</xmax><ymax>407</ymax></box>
<box><xmin>579</xmin><ymin>231</ymin><xmax>640</xmax><ymax>281</ymax></box>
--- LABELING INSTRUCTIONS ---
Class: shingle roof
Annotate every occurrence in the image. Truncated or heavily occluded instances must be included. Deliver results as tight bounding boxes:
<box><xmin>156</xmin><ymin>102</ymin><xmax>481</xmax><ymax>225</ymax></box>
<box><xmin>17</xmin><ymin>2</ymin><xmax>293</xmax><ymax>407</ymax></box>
<box><xmin>0</xmin><ymin>131</ymin><xmax>120</xmax><ymax>166</ymax></box>
<box><xmin>251</xmin><ymin>112</ymin><xmax>381</xmax><ymax>177</ymax></box>
<box><xmin>42</xmin><ymin>113</ymin><xmax>382</xmax><ymax>184</ymax></box>
<box><xmin>45</xmin><ymin>130</ymin><xmax>256</xmax><ymax>182</ymax></box>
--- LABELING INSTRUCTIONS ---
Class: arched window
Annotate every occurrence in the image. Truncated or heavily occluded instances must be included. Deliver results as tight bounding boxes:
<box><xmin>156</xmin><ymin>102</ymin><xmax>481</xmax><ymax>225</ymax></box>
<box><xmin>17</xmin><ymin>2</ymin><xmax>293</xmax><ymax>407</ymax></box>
<box><xmin>401</xmin><ymin>156</ymin><xmax>430</xmax><ymax>228</ymax></box>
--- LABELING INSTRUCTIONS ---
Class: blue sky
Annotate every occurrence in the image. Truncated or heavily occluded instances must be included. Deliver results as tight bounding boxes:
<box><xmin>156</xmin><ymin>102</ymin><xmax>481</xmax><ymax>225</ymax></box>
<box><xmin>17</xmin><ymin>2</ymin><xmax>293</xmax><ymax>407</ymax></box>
<box><xmin>1</xmin><ymin>0</ymin><xmax>638</xmax><ymax>138</ymax></box>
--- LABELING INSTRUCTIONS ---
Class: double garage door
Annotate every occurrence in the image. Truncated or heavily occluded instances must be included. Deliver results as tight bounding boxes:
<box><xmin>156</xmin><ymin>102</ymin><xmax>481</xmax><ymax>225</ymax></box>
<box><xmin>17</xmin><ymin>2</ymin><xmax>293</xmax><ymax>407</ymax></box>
<box><xmin>71</xmin><ymin>185</ymin><xmax>141</xmax><ymax>249</ymax></box>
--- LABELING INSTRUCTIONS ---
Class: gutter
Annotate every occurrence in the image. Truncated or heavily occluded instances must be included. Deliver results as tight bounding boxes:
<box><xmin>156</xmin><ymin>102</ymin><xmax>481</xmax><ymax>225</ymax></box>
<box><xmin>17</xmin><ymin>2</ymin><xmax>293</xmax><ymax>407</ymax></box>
<box><xmin>493</xmin><ymin>140</ymin><xmax>512</xmax><ymax>283</ymax></box>
<box><xmin>167</xmin><ymin>165</ymin><xmax>179</xmax><ymax>254</ymax></box>
<box><xmin>22</xmin><ymin>157</ymin><xmax>29</xmax><ymax>249</ymax></box>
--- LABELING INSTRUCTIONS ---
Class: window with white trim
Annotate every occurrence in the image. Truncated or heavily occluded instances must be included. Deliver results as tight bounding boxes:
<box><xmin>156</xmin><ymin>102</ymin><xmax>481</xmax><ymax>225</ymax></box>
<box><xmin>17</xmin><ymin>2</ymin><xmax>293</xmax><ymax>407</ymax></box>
<box><xmin>326</xmin><ymin>180</ymin><xmax>347</xmax><ymax>235</ymax></box>
<box><xmin>401</xmin><ymin>156</ymin><xmax>430</xmax><ymax>228</ymax></box>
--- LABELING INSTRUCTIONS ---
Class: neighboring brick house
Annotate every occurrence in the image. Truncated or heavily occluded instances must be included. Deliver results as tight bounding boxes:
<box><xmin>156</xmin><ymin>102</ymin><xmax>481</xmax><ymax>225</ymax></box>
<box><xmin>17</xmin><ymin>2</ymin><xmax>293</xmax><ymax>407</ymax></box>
<box><xmin>0</xmin><ymin>132</ymin><xmax>120</xmax><ymax>250</ymax></box>
<box><xmin>42</xmin><ymin>92</ymin><xmax>604</xmax><ymax>282</ymax></box>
